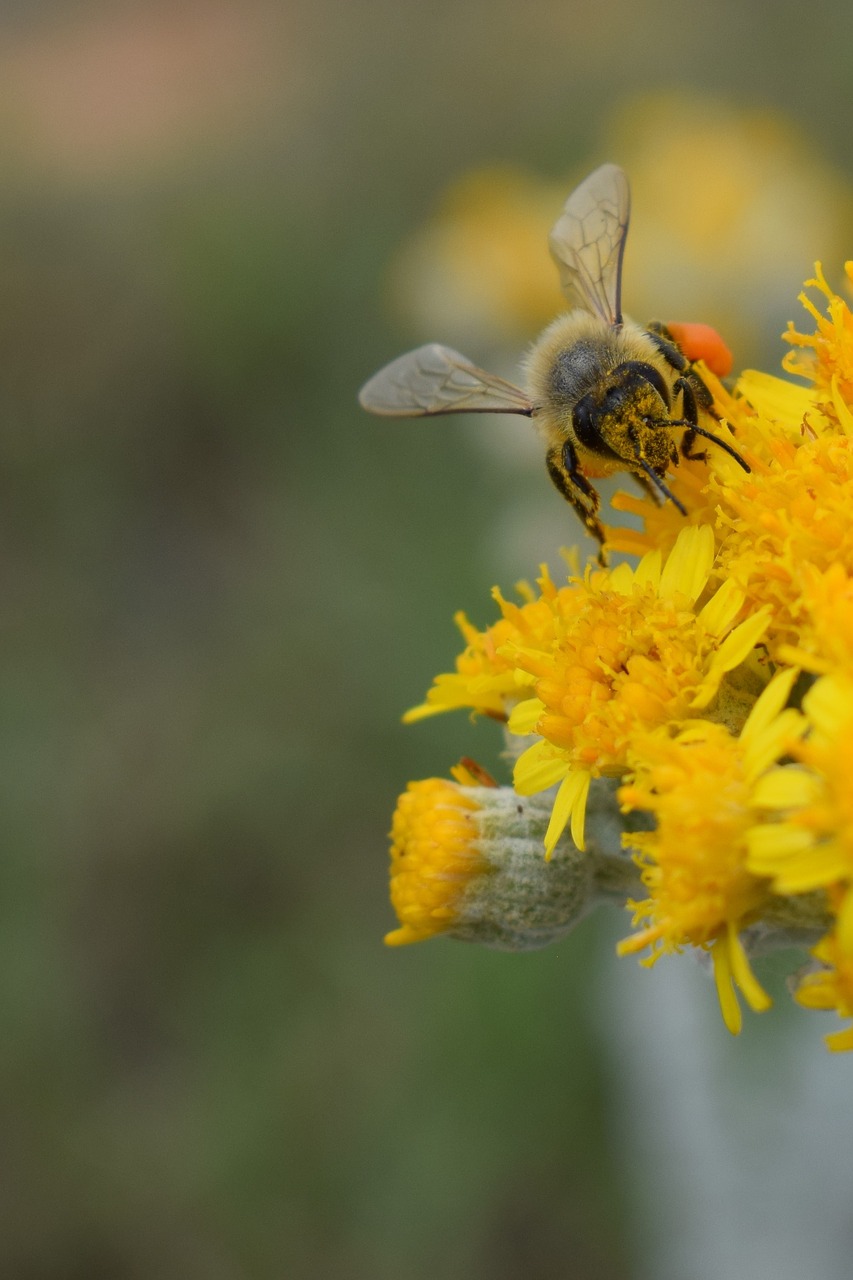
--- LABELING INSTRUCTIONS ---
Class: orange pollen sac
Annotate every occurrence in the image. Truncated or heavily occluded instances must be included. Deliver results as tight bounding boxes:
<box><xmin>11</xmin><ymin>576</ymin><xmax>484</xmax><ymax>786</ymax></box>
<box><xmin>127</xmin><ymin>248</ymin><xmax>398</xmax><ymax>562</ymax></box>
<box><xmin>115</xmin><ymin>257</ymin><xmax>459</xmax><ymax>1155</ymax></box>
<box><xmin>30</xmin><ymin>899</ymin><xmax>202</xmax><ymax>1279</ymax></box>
<box><xmin>666</xmin><ymin>321</ymin><xmax>734</xmax><ymax>378</ymax></box>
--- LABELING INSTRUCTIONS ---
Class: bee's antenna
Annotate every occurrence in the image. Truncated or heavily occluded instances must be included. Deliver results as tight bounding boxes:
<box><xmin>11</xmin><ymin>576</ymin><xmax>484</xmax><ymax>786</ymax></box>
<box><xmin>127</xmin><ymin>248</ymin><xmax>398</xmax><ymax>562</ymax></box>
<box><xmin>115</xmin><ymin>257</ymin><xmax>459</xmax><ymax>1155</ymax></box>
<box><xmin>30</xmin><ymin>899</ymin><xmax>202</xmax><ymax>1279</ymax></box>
<box><xmin>635</xmin><ymin>458</ymin><xmax>687</xmax><ymax>515</ymax></box>
<box><xmin>663</xmin><ymin>420</ymin><xmax>751</xmax><ymax>473</ymax></box>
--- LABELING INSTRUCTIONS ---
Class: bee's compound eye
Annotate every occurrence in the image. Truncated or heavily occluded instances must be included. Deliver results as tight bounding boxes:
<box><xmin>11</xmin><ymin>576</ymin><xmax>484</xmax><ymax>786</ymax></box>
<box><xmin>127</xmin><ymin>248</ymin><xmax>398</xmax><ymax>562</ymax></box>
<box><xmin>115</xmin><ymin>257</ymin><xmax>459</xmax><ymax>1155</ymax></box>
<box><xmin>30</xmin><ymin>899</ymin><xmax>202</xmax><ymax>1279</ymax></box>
<box><xmin>572</xmin><ymin>395</ymin><xmax>600</xmax><ymax>451</ymax></box>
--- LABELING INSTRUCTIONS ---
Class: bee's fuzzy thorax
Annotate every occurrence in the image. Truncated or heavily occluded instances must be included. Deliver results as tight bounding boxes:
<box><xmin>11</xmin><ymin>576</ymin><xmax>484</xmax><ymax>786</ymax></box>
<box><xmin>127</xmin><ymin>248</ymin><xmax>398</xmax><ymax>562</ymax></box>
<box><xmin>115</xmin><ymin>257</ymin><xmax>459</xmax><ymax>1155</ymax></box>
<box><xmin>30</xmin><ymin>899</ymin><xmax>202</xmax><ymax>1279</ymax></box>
<box><xmin>523</xmin><ymin>310</ymin><xmax>674</xmax><ymax>452</ymax></box>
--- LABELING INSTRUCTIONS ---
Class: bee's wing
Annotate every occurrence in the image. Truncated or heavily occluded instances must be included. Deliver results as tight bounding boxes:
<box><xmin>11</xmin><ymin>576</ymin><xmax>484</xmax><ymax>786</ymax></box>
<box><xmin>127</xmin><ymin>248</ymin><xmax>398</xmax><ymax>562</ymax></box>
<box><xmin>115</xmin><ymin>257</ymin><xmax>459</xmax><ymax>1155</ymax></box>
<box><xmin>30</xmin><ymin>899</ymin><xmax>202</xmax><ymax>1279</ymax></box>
<box><xmin>548</xmin><ymin>163</ymin><xmax>630</xmax><ymax>326</ymax></box>
<box><xmin>359</xmin><ymin>344</ymin><xmax>534</xmax><ymax>417</ymax></box>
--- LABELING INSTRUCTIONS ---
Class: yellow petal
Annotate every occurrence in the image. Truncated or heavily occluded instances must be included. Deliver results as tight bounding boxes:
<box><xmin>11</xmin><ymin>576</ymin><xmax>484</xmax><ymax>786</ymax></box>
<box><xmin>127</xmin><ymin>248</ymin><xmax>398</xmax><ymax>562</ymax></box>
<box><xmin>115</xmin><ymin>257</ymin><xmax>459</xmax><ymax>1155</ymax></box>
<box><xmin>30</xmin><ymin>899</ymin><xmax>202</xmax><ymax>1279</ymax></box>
<box><xmin>632</xmin><ymin>548</ymin><xmax>662</xmax><ymax>592</ymax></box>
<box><xmin>746</xmin><ymin>822</ymin><xmax>816</xmax><ymax>868</ymax></box>
<box><xmin>569</xmin><ymin>770</ymin><xmax>592</xmax><ymax>851</ymax></box>
<box><xmin>742</xmin><ymin>709</ymin><xmax>805</xmax><ymax>782</ymax></box>
<box><xmin>836</xmin><ymin>889</ymin><xmax>853</xmax><ymax>954</ymax></box>
<box><xmin>751</xmin><ymin>840</ymin><xmax>847</xmax><ymax>894</ymax></box>
<box><xmin>803</xmin><ymin>675</ymin><xmax>851</xmax><ymax>738</ymax></box>
<box><xmin>544</xmin><ymin>768</ymin><xmax>591</xmax><ymax>857</ymax></box>
<box><xmin>507</xmin><ymin>697</ymin><xmax>544</xmax><ymax>735</ymax></box>
<box><xmin>751</xmin><ymin>765</ymin><xmax>821</xmax><ymax>811</ymax></box>
<box><xmin>712</xmin><ymin>936</ymin><xmax>743</xmax><ymax>1035</ymax></box>
<box><xmin>736</xmin><ymin>369</ymin><xmax>817</xmax><ymax>424</ymax></box>
<box><xmin>692</xmin><ymin>608</ymin><xmax>771</xmax><ymax>709</ymax></box>
<box><xmin>403</xmin><ymin>701</ymin><xmax>453</xmax><ymax>723</ymax></box>
<box><xmin>714</xmin><ymin>607</ymin><xmax>772</xmax><ymax>672</ymax></box>
<box><xmin>741</xmin><ymin>667</ymin><xmax>799</xmax><ymax>743</ymax></box>
<box><xmin>607</xmin><ymin>562</ymin><xmax>636</xmax><ymax>596</ymax></box>
<box><xmin>697</xmin><ymin>577</ymin><xmax>744</xmax><ymax>638</ymax></box>
<box><xmin>826</xmin><ymin>1026</ymin><xmax>853</xmax><ymax>1052</ymax></box>
<box><xmin>513</xmin><ymin>740</ymin><xmax>567</xmax><ymax>795</ymax></box>
<box><xmin>659</xmin><ymin>524</ymin><xmax>715</xmax><ymax>603</ymax></box>
<box><xmin>727</xmin><ymin>924</ymin><xmax>772</xmax><ymax>1013</ymax></box>
<box><xmin>831</xmin><ymin>372</ymin><xmax>853</xmax><ymax>435</ymax></box>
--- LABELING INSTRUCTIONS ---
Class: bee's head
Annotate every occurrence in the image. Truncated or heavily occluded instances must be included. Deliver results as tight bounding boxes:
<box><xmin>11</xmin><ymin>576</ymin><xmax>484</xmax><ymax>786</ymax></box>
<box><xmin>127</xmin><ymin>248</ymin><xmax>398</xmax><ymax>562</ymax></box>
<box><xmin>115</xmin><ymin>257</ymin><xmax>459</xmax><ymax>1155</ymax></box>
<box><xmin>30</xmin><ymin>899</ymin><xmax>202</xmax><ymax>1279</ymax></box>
<box><xmin>573</xmin><ymin>361</ymin><xmax>676</xmax><ymax>474</ymax></box>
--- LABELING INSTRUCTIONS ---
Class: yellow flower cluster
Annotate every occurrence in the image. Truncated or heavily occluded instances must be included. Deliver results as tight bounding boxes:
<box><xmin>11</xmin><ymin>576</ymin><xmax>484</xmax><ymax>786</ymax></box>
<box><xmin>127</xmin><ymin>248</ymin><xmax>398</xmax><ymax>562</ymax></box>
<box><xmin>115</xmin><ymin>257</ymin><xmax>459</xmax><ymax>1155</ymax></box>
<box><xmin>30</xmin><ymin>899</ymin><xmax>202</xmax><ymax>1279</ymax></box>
<box><xmin>386</xmin><ymin>262</ymin><xmax>853</xmax><ymax>1051</ymax></box>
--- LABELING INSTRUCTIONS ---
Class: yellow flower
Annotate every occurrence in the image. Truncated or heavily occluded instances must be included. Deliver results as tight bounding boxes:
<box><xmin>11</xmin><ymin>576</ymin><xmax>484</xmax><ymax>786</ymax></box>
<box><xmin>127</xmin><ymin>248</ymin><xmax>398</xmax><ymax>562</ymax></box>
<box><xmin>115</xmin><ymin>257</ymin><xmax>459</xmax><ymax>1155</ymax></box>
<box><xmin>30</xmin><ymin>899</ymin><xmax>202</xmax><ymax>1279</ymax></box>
<box><xmin>509</xmin><ymin>525</ymin><xmax>771</xmax><ymax>854</ymax></box>
<box><xmin>386</xmin><ymin>776</ymin><xmax>488</xmax><ymax>946</ymax></box>
<box><xmin>783</xmin><ymin>262</ymin><xmax>853</xmax><ymax>432</ymax></box>
<box><xmin>713</xmin><ymin>431</ymin><xmax>853</xmax><ymax>659</ymax></box>
<box><xmin>793</xmin><ymin>919</ymin><xmax>853</xmax><ymax>1052</ymax></box>
<box><xmin>387</xmin><ymin>166</ymin><xmax>566</xmax><ymax>343</ymax></box>
<box><xmin>386</xmin><ymin>769</ymin><xmax>595</xmax><ymax>949</ymax></box>
<box><xmin>617</xmin><ymin>669</ymin><xmax>803</xmax><ymax>1034</ymax></box>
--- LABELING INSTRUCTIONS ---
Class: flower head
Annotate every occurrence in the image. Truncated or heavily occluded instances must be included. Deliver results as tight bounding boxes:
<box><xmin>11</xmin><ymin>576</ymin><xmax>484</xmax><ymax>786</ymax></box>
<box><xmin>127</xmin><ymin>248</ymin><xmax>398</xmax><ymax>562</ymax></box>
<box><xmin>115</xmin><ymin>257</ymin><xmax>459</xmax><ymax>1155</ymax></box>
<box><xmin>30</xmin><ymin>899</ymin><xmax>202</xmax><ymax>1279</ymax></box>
<box><xmin>386</xmin><ymin>775</ymin><xmax>488</xmax><ymax>947</ymax></box>
<box><xmin>508</xmin><ymin>525</ymin><xmax>771</xmax><ymax>853</ymax></box>
<box><xmin>386</xmin><ymin>770</ymin><xmax>595</xmax><ymax>950</ymax></box>
<box><xmin>617</xmin><ymin>669</ymin><xmax>803</xmax><ymax>1033</ymax></box>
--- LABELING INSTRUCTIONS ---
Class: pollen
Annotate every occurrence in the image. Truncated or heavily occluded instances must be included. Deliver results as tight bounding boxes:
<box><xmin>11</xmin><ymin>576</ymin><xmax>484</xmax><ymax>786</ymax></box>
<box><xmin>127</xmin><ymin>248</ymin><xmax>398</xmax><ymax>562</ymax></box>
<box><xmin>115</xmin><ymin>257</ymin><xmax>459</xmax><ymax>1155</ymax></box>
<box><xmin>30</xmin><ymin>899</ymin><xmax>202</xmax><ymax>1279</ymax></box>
<box><xmin>385</xmin><ymin>778</ymin><xmax>487</xmax><ymax>946</ymax></box>
<box><xmin>606</xmin><ymin>367</ymin><xmax>764</xmax><ymax>560</ymax></box>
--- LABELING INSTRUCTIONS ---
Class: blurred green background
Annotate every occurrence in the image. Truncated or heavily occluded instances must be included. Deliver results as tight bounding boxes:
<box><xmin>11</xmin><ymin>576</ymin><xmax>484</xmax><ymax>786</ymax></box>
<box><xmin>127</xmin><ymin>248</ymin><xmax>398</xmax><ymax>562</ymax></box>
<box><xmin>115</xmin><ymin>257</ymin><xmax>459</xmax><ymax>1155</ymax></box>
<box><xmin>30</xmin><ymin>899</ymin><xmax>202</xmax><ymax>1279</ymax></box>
<box><xmin>2</xmin><ymin>2</ymin><xmax>853</xmax><ymax>1277</ymax></box>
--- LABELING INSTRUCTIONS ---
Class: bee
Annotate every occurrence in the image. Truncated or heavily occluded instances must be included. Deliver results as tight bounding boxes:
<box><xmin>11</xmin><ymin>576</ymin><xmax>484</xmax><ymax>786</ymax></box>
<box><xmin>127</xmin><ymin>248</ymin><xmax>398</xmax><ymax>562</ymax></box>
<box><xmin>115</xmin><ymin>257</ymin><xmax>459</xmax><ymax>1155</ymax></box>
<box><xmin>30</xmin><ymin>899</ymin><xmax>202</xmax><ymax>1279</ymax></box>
<box><xmin>358</xmin><ymin>163</ymin><xmax>749</xmax><ymax>556</ymax></box>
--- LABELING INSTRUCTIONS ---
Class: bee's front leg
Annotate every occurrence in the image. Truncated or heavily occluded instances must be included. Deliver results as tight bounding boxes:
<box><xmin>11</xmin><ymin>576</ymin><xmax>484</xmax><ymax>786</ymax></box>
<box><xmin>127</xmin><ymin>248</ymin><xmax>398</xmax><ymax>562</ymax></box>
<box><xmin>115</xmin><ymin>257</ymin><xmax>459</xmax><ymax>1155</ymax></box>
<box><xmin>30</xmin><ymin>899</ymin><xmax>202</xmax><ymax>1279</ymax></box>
<box><xmin>647</xmin><ymin>321</ymin><xmax>719</xmax><ymax>422</ymax></box>
<box><xmin>546</xmin><ymin>440</ymin><xmax>608</xmax><ymax>564</ymax></box>
<box><xmin>671</xmin><ymin>375</ymin><xmax>708</xmax><ymax>462</ymax></box>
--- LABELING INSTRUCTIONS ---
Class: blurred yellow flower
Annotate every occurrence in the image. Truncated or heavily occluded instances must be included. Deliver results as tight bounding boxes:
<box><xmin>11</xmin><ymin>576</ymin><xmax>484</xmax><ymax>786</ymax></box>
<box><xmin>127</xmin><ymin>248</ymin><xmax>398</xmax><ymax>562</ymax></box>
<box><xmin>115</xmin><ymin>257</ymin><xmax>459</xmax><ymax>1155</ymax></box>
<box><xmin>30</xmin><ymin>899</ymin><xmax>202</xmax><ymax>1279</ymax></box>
<box><xmin>605</xmin><ymin>93</ymin><xmax>853</xmax><ymax>355</ymax></box>
<box><xmin>387</xmin><ymin>92</ymin><xmax>852</xmax><ymax>362</ymax></box>
<box><xmin>388</xmin><ymin>166</ymin><xmax>566</xmax><ymax>344</ymax></box>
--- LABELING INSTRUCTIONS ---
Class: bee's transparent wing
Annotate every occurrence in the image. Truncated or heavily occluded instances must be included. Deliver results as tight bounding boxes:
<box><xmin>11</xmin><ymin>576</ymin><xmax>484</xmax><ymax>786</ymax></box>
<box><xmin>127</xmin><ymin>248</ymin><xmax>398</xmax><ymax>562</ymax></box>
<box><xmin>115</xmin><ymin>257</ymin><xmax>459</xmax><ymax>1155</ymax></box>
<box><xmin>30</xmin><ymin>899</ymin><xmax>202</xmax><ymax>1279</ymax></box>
<box><xmin>548</xmin><ymin>163</ymin><xmax>630</xmax><ymax>326</ymax></box>
<box><xmin>359</xmin><ymin>344</ymin><xmax>533</xmax><ymax>417</ymax></box>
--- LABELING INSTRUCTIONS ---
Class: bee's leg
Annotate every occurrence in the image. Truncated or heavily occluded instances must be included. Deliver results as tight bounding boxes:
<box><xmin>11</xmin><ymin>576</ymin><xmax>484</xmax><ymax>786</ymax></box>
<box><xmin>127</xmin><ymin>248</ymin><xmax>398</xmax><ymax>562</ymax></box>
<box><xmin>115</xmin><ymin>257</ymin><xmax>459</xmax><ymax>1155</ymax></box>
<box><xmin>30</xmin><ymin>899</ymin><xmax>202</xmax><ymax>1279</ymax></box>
<box><xmin>646</xmin><ymin>321</ymin><xmax>688</xmax><ymax>373</ymax></box>
<box><xmin>672</xmin><ymin>376</ymin><xmax>707</xmax><ymax>462</ymax></box>
<box><xmin>649</xmin><ymin>324</ymin><xmax>750</xmax><ymax>474</ymax></box>
<box><xmin>645</xmin><ymin>322</ymin><xmax>717</xmax><ymax>412</ymax></box>
<box><xmin>546</xmin><ymin>441</ymin><xmax>608</xmax><ymax>563</ymax></box>
<box><xmin>632</xmin><ymin>468</ymin><xmax>667</xmax><ymax>506</ymax></box>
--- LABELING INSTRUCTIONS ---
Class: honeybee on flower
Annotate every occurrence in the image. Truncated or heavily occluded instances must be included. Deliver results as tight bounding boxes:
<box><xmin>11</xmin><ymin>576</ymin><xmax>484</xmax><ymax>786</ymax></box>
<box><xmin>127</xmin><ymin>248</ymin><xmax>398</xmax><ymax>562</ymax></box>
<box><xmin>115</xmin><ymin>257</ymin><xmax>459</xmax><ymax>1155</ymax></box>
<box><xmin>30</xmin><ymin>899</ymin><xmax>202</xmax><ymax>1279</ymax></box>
<box><xmin>371</xmin><ymin>148</ymin><xmax>853</xmax><ymax>1050</ymax></box>
<box><xmin>361</xmin><ymin>164</ymin><xmax>747</xmax><ymax>555</ymax></box>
